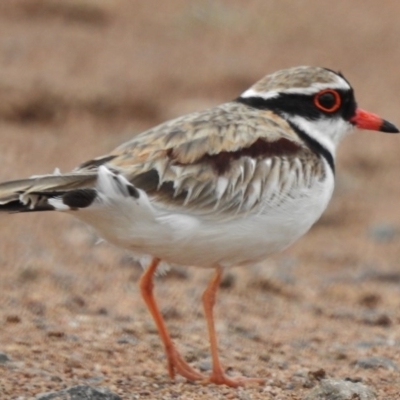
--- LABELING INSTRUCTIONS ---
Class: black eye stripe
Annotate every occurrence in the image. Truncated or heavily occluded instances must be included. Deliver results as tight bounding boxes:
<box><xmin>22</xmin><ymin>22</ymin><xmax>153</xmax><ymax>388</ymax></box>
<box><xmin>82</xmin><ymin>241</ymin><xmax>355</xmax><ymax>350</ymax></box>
<box><xmin>236</xmin><ymin>88</ymin><xmax>357</xmax><ymax>121</ymax></box>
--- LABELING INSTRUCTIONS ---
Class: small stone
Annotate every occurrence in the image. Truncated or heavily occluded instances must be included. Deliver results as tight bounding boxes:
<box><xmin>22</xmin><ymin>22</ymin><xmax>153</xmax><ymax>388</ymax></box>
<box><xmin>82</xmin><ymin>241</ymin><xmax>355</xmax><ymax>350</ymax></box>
<box><xmin>64</xmin><ymin>295</ymin><xmax>87</xmax><ymax>311</ymax></box>
<box><xmin>0</xmin><ymin>352</ymin><xmax>10</xmax><ymax>363</ymax></box>
<box><xmin>303</xmin><ymin>378</ymin><xmax>376</xmax><ymax>400</ymax></box>
<box><xmin>358</xmin><ymin>293</ymin><xmax>381</xmax><ymax>308</ymax></box>
<box><xmin>220</xmin><ymin>272</ymin><xmax>236</xmax><ymax>289</ymax></box>
<box><xmin>121</xmin><ymin>326</ymin><xmax>137</xmax><ymax>335</ymax></box>
<box><xmin>198</xmin><ymin>360</ymin><xmax>212</xmax><ymax>372</ymax></box>
<box><xmin>248</xmin><ymin>276</ymin><xmax>284</xmax><ymax>294</ymax></box>
<box><xmin>6</xmin><ymin>315</ymin><xmax>21</xmax><ymax>323</ymax></box>
<box><xmin>308</xmin><ymin>368</ymin><xmax>326</xmax><ymax>381</ymax></box>
<box><xmin>47</xmin><ymin>330</ymin><xmax>65</xmax><ymax>338</ymax></box>
<box><xmin>358</xmin><ymin>267</ymin><xmax>400</xmax><ymax>283</ymax></box>
<box><xmin>97</xmin><ymin>307</ymin><xmax>108</xmax><ymax>315</ymax></box>
<box><xmin>116</xmin><ymin>334</ymin><xmax>138</xmax><ymax>345</ymax></box>
<box><xmin>232</xmin><ymin>324</ymin><xmax>260</xmax><ymax>341</ymax></box>
<box><xmin>354</xmin><ymin>357</ymin><xmax>399</xmax><ymax>371</ymax></box>
<box><xmin>368</xmin><ymin>223</ymin><xmax>398</xmax><ymax>242</ymax></box>
<box><xmin>258</xmin><ymin>353</ymin><xmax>271</xmax><ymax>362</ymax></box>
<box><xmin>19</xmin><ymin>266</ymin><xmax>41</xmax><ymax>283</ymax></box>
<box><xmin>85</xmin><ymin>376</ymin><xmax>104</xmax><ymax>384</ymax></box>
<box><xmin>36</xmin><ymin>385</ymin><xmax>121</xmax><ymax>400</ymax></box>
<box><xmin>161</xmin><ymin>306</ymin><xmax>182</xmax><ymax>320</ymax></box>
<box><xmin>360</xmin><ymin>311</ymin><xmax>392</xmax><ymax>327</ymax></box>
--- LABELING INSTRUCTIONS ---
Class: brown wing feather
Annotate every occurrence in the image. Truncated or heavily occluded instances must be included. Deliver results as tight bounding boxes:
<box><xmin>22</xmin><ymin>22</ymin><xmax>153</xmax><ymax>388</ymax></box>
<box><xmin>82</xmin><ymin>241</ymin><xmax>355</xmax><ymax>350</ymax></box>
<box><xmin>0</xmin><ymin>174</ymin><xmax>96</xmax><ymax>204</ymax></box>
<box><xmin>75</xmin><ymin>102</ymin><xmax>322</xmax><ymax>217</ymax></box>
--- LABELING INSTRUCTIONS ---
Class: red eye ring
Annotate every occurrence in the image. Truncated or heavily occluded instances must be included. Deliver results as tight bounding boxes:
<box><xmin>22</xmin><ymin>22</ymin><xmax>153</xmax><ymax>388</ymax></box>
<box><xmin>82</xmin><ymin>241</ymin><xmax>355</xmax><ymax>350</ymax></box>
<box><xmin>314</xmin><ymin>89</ymin><xmax>341</xmax><ymax>113</ymax></box>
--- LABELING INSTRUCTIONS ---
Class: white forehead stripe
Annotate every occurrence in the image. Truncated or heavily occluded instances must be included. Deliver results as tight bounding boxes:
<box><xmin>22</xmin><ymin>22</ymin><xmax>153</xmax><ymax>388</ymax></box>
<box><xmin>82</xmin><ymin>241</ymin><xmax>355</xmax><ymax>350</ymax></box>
<box><xmin>241</xmin><ymin>79</ymin><xmax>350</xmax><ymax>100</ymax></box>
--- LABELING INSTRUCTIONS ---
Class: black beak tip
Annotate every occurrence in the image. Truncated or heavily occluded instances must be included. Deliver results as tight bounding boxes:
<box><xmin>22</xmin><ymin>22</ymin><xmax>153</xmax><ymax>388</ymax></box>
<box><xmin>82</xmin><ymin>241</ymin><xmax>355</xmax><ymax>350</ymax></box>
<box><xmin>381</xmin><ymin>119</ymin><xmax>400</xmax><ymax>133</ymax></box>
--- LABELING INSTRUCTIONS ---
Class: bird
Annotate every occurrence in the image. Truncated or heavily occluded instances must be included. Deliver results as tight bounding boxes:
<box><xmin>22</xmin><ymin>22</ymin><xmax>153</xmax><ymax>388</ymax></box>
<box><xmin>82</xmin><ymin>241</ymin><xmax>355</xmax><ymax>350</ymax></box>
<box><xmin>0</xmin><ymin>66</ymin><xmax>398</xmax><ymax>387</ymax></box>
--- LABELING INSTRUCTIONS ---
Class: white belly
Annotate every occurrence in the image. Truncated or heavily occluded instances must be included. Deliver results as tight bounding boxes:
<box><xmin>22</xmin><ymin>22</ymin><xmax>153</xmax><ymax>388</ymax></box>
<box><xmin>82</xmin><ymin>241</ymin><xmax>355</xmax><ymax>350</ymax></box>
<box><xmin>152</xmin><ymin>167</ymin><xmax>334</xmax><ymax>267</ymax></box>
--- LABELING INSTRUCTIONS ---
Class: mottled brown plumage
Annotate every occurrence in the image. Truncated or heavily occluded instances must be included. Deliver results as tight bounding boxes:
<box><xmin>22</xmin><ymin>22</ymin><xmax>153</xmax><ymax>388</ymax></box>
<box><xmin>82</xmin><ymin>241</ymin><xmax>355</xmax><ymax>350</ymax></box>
<box><xmin>69</xmin><ymin>103</ymin><xmax>325</xmax><ymax>217</ymax></box>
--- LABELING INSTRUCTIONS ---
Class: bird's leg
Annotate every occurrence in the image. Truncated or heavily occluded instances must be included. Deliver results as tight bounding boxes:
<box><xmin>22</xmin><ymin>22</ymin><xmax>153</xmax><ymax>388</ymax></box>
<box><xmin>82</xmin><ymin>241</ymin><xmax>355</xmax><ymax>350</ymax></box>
<box><xmin>202</xmin><ymin>267</ymin><xmax>265</xmax><ymax>387</ymax></box>
<box><xmin>139</xmin><ymin>257</ymin><xmax>205</xmax><ymax>382</ymax></box>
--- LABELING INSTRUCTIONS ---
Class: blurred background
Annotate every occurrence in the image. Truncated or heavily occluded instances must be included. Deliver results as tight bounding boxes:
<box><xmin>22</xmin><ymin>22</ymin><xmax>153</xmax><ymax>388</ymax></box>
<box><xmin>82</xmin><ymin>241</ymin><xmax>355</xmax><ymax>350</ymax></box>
<box><xmin>1</xmin><ymin>1</ymin><xmax>400</xmax><ymax>398</ymax></box>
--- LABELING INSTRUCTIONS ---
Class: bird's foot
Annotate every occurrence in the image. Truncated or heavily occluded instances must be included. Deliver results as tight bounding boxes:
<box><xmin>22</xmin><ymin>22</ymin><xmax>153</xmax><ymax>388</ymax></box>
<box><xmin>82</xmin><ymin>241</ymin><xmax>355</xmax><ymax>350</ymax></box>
<box><xmin>166</xmin><ymin>347</ymin><xmax>205</xmax><ymax>382</ymax></box>
<box><xmin>204</xmin><ymin>371</ymin><xmax>265</xmax><ymax>387</ymax></box>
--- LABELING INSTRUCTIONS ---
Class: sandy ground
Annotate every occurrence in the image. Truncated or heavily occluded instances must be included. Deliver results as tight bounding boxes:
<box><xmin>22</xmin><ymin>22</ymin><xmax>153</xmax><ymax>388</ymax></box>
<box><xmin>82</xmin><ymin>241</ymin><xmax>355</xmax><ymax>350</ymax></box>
<box><xmin>1</xmin><ymin>1</ymin><xmax>400</xmax><ymax>399</ymax></box>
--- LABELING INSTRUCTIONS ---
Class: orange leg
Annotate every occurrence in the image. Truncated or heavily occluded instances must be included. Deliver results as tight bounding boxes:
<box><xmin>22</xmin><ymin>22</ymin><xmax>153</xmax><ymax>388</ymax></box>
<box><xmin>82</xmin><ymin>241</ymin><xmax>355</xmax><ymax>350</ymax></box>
<box><xmin>139</xmin><ymin>257</ymin><xmax>205</xmax><ymax>382</ymax></box>
<box><xmin>202</xmin><ymin>267</ymin><xmax>265</xmax><ymax>387</ymax></box>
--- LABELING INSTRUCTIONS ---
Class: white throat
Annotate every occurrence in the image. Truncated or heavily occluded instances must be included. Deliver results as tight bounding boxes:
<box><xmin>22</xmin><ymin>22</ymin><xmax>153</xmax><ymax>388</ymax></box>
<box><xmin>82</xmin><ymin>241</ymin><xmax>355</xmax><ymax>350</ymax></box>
<box><xmin>285</xmin><ymin>114</ymin><xmax>354</xmax><ymax>156</ymax></box>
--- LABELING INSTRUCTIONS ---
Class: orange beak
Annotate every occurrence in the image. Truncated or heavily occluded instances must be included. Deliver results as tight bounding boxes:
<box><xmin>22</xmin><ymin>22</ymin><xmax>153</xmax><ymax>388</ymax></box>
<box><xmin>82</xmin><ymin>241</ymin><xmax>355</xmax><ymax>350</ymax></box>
<box><xmin>350</xmin><ymin>108</ymin><xmax>399</xmax><ymax>133</ymax></box>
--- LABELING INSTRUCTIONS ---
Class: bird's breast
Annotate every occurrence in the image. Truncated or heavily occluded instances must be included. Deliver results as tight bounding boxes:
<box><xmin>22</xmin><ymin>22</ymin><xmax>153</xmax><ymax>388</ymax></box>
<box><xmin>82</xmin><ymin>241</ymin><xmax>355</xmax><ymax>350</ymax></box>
<box><xmin>145</xmin><ymin>159</ymin><xmax>335</xmax><ymax>268</ymax></box>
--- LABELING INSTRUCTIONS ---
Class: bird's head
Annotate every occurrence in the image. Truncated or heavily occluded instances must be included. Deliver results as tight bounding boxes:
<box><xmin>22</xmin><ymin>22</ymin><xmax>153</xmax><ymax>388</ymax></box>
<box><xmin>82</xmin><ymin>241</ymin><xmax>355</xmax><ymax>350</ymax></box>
<box><xmin>239</xmin><ymin>66</ymin><xmax>398</xmax><ymax>155</ymax></box>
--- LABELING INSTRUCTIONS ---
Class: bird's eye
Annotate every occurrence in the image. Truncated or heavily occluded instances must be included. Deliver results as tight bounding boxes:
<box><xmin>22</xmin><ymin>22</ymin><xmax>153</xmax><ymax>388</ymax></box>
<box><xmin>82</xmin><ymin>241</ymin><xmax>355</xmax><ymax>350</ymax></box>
<box><xmin>314</xmin><ymin>90</ymin><xmax>341</xmax><ymax>113</ymax></box>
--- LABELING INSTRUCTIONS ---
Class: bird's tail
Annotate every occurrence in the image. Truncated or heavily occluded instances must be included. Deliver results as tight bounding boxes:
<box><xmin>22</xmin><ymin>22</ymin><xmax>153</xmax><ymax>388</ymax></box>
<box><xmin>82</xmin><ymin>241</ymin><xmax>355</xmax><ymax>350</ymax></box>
<box><xmin>0</xmin><ymin>171</ymin><xmax>97</xmax><ymax>212</ymax></box>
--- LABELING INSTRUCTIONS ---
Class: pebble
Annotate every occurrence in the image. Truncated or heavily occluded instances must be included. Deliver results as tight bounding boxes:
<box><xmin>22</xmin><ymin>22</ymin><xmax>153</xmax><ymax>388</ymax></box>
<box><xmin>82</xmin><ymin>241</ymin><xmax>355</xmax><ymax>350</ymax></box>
<box><xmin>303</xmin><ymin>378</ymin><xmax>376</xmax><ymax>400</ymax></box>
<box><xmin>0</xmin><ymin>352</ymin><xmax>10</xmax><ymax>363</ymax></box>
<box><xmin>354</xmin><ymin>356</ymin><xmax>399</xmax><ymax>371</ymax></box>
<box><xmin>161</xmin><ymin>305</ymin><xmax>182</xmax><ymax>320</ymax></box>
<box><xmin>36</xmin><ymin>385</ymin><xmax>122</xmax><ymax>400</ymax></box>
<box><xmin>357</xmin><ymin>266</ymin><xmax>400</xmax><ymax>283</ymax></box>
<box><xmin>232</xmin><ymin>324</ymin><xmax>260</xmax><ymax>341</ymax></box>
<box><xmin>116</xmin><ymin>334</ymin><xmax>138</xmax><ymax>345</ymax></box>
<box><xmin>368</xmin><ymin>222</ymin><xmax>398</xmax><ymax>242</ymax></box>
<box><xmin>197</xmin><ymin>360</ymin><xmax>212</xmax><ymax>372</ymax></box>
<box><xmin>6</xmin><ymin>314</ymin><xmax>21</xmax><ymax>323</ymax></box>
<box><xmin>360</xmin><ymin>311</ymin><xmax>392</xmax><ymax>327</ymax></box>
<box><xmin>219</xmin><ymin>271</ymin><xmax>236</xmax><ymax>289</ymax></box>
<box><xmin>46</xmin><ymin>331</ymin><xmax>65</xmax><ymax>338</ymax></box>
